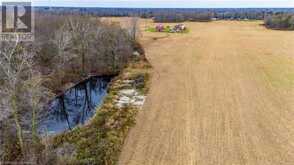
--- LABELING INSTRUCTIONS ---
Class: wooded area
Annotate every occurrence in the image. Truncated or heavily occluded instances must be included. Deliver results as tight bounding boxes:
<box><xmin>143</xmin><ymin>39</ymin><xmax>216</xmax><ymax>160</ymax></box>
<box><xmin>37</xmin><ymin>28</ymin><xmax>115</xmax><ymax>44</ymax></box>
<box><xmin>0</xmin><ymin>13</ymin><xmax>140</xmax><ymax>164</ymax></box>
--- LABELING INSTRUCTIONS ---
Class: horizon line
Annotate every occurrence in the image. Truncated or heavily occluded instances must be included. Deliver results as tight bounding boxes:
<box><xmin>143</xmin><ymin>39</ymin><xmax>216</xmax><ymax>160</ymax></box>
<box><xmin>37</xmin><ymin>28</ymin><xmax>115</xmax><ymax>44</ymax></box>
<box><xmin>0</xmin><ymin>5</ymin><xmax>293</xmax><ymax>9</ymax></box>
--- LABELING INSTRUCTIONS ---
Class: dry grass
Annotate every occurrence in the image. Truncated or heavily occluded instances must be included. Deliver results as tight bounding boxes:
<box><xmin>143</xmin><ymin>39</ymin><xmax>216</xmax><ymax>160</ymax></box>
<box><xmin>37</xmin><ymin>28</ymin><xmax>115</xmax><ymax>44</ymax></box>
<box><xmin>119</xmin><ymin>20</ymin><xmax>294</xmax><ymax>165</ymax></box>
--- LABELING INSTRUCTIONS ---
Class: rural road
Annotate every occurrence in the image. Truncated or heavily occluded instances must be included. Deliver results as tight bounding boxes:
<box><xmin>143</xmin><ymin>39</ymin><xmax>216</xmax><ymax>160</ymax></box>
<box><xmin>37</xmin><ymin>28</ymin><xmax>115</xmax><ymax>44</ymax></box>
<box><xmin>119</xmin><ymin>21</ymin><xmax>294</xmax><ymax>165</ymax></box>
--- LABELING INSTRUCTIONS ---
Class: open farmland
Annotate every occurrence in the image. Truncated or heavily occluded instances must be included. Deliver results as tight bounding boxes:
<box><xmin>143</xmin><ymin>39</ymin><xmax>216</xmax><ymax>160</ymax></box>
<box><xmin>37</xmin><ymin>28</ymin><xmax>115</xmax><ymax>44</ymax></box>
<box><xmin>118</xmin><ymin>20</ymin><xmax>294</xmax><ymax>165</ymax></box>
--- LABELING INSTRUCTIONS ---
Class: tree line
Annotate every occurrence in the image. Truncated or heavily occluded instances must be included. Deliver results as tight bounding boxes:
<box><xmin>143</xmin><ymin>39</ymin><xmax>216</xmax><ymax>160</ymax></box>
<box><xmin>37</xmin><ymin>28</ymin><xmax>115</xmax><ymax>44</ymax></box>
<box><xmin>264</xmin><ymin>13</ymin><xmax>294</xmax><ymax>30</ymax></box>
<box><xmin>153</xmin><ymin>12</ymin><xmax>212</xmax><ymax>22</ymax></box>
<box><xmin>36</xmin><ymin>7</ymin><xmax>294</xmax><ymax>23</ymax></box>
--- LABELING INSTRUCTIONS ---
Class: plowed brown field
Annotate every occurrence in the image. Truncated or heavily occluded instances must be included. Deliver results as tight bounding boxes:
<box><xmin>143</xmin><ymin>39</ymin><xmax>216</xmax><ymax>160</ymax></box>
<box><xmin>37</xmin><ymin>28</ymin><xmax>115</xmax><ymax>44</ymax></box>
<box><xmin>119</xmin><ymin>20</ymin><xmax>294</xmax><ymax>165</ymax></box>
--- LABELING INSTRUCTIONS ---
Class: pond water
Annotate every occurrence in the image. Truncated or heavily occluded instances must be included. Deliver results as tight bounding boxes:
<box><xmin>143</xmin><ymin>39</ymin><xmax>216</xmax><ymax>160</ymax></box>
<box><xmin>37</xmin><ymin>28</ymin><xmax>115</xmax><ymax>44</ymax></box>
<box><xmin>38</xmin><ymin>76</ymin><xmax>112</xmax><ymax>135</ymax></box>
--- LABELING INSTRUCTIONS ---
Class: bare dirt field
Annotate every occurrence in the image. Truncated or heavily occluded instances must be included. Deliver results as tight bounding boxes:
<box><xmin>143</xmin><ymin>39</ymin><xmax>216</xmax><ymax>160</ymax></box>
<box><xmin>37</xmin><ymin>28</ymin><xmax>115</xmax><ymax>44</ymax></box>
<box><xmin>119</xmin><ymin>20</ymin><xmax>294</xmax><ymax>165</ymax></box>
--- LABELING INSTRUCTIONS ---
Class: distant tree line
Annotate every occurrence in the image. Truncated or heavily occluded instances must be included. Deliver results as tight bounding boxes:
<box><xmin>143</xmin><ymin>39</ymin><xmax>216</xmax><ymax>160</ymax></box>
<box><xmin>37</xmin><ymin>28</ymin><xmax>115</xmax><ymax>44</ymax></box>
<box><xmin>264</xmin><ymin>13</ymin><xmax>294</xmax><ymax>30</ymax></box>
<box><xmin>153</xmin><ymin>12</ymin><xmax>212</xmax><ymax>22</ymax></box>
<box><xmin>36</xmin><ymin>7</ymin><xmax>294</xmax><ymax>22</ymax></box>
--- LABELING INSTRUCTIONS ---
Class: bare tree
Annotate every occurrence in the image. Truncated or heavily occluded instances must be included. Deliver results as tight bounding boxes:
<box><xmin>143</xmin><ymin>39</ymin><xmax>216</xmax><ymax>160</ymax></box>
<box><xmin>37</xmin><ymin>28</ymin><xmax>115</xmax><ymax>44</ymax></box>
<box><xmin>0</xmin><ymin>39</ymin><xmax>32</xmax><ymax>153</ymax></box>
<box><xmin>51</xmin><ymin>24</ymin><xmax>74</xmax><ymax>88</ymax></box>
<box><xmin>128</xmin><ymin>17</ymin><xmax>141</xmax><ymax>42</ymax></box>
<box><xmin>67</xmin><ymin>16</ymin><xmax>93</xmax><ymax>75</ymax></box>
<box><xmin>0</xmin><ymin>38</ymin><xmax>49</xmax><ymax>159</ymax></box>
<box><xmin>24</xmin><ymin>72</ymin><xmax>51</xmax><ymax>144</ymax></box>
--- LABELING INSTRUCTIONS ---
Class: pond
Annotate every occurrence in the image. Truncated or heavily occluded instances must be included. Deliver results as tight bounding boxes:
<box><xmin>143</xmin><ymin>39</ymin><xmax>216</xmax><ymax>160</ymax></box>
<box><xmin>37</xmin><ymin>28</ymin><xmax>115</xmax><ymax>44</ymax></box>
<box><xmin>38</xmin><ymin>76</ymin><xmax>112</xmax><ymax>135</ymax></box>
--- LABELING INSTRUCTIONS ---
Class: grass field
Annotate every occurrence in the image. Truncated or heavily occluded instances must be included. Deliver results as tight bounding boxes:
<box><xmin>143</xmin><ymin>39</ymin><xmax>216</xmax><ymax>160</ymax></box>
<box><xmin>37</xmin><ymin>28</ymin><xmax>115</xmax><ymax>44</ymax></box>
<box><xmin>118</xmin><ymin>20</ymin><xmax>294</xmax><ymax>165</ymax></box>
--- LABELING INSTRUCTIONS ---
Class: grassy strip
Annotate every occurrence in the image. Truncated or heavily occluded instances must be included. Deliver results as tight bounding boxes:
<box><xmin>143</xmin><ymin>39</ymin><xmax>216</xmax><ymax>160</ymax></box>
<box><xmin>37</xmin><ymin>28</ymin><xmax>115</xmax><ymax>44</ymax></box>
<box><xmin>146</xmin><ymin>27</ymin><xmax>189</xmax><ymax>33</ymax></box>
<box><xmin>52</xmin><ymin>57</ymin><xmax>151</xmax><ymax>165</ymax></box>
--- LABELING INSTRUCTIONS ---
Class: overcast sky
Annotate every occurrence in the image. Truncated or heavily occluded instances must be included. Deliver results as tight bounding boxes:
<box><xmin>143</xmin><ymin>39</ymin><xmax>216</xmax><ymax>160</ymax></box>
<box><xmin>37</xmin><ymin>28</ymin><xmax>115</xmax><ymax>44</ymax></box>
<box><xmin>2</xmin><ymin>0</ymin><xmax>294</xmax><ymax>8</ymax></box>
